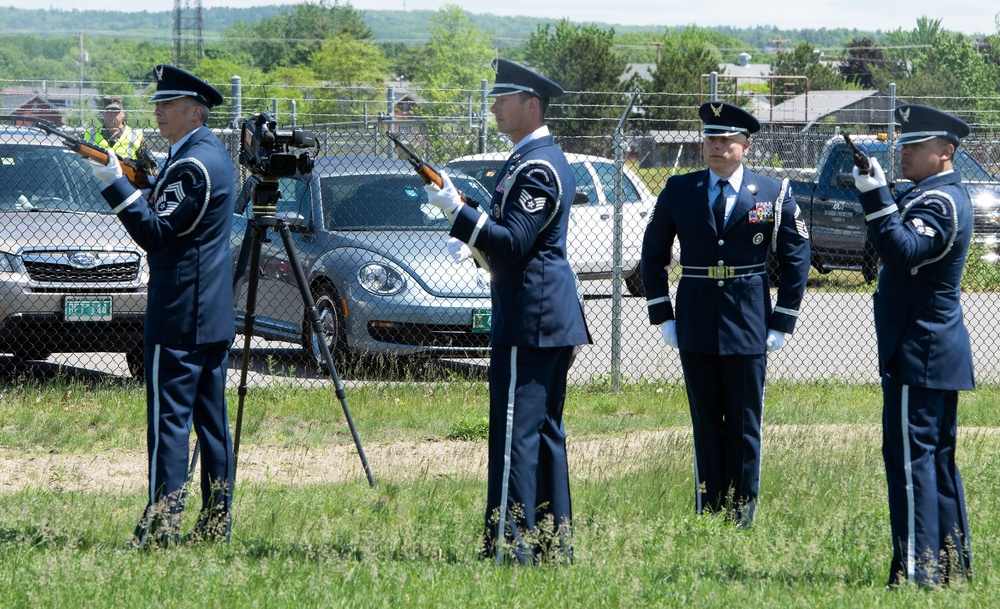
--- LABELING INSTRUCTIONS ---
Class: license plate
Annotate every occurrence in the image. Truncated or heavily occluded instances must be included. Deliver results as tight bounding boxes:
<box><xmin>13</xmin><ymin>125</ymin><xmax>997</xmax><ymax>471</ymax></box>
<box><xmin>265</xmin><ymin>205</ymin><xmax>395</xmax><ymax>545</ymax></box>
<box><xmin>472</xmin><ymin>308</ymin><xmax>492</xmax><ymax>333</ymax></box>
<box><xmin>64</xmin><ymin>296</ymin><xmax>113</xmax><ymax>322</ymax></box>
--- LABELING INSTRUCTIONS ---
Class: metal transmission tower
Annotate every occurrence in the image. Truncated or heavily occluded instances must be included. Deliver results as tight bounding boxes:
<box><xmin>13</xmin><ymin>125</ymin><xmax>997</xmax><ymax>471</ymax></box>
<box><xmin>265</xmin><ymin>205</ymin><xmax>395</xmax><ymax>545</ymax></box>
<box><xmin>172</xmin><ymin>0</ymin><xmax>205</xmax><ymax>69</ymax></box>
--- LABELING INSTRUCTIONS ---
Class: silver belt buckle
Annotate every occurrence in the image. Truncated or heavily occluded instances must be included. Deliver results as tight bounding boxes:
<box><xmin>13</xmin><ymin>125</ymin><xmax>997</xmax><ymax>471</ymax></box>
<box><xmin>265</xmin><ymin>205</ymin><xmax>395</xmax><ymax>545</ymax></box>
<box><xmin>707</xmin><ymin>265</ymin><xmax>734</xmax><ymax>279</ymax></box>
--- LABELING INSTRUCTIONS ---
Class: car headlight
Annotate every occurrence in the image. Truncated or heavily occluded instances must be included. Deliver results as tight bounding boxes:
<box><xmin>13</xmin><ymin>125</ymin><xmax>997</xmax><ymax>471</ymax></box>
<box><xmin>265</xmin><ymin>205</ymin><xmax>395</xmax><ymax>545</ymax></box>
<box><xmin>357</xmin><ymin>262</ymin><xmax>406</xmax><ymax>295</ymax></box>
<box><xmin>0</xmin><ymin>252</ymin><xmax>17</xmax><ymax>273</ymax></box>
<box><xmin>971</xmin><ymin>187</ymin><xmax>1000</xmax><ymax>215</ymax></box>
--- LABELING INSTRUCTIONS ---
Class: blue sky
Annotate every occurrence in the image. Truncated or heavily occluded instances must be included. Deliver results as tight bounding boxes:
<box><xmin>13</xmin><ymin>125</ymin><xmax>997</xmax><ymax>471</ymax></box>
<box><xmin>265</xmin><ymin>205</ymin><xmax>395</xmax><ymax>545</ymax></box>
<box><xmin>19</xmin><ymin>0</ymin><xmax>998</xmax><ymax>36</ymax></box>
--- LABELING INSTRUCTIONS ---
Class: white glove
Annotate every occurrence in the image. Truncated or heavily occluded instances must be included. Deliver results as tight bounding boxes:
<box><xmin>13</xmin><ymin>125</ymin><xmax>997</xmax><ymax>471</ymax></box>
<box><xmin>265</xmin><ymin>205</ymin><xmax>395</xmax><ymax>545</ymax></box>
<box><xmin>88</xmin><ymin>150</ymin><xmax>123</xmax><ymax>185</ymax></box>
<box><xmin>424</xmin><ymin>170</ymin><xmax>463</xmax><ymax>216</ymax></box>
<box><xmin>660</xmin><ymin>320</ymin><xmax>678</xmax><ymax>349</ymax></box>
<box><xmin>765</xmin><ymin>329</ymin><xmax>787</xmax><ymax>352</ymax></box>
<box><xmin>852</xmin><ymin>157</ymin><xmax>887</xmax><ymax>193</ymax></box>
<box><xmin>447</xmin><ymin>237</ymin><xmax>472</xmax><ymax>263</ymax></box>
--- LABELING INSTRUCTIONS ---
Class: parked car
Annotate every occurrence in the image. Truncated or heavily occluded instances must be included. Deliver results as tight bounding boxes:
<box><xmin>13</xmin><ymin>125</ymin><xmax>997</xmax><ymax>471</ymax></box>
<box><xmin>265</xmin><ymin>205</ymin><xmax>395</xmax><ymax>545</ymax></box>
<box><xmin>445</xmin><ymin>152</ymin><xmax>657</xmax><ymax>297</ymax></box>
<box><xmin>0</xmin><ymin>124</ymin><xmax>147</xmax><ymax>377</ymax></box>
<box><xmin>231</xmin><ymin>156</ymin><xmax>495</xmax><ymax>366</ymax></box>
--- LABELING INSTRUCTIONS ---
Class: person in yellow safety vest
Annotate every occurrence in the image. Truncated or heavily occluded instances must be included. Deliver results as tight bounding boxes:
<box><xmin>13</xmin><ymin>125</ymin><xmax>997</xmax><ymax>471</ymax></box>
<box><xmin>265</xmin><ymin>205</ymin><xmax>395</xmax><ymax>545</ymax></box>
<box><xmin>84</xmin><ymin>96</ymin><xmax>159</xmax><ymax>181</ymax></box>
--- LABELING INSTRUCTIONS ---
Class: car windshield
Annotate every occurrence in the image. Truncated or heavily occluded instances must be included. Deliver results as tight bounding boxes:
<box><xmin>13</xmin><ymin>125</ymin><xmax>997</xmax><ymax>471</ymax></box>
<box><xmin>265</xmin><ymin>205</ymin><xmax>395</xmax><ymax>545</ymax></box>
<box><xmin>321</xmin><ymin>173</ymin><xmax>489</xmax><ymax>231</ymax></box>
<box><xmin>0</xmin><ymin>144</ymin><xmax>108</xmax><ymax>214</ymax></box>
<box><xmin>446</xmin><ymin>160</ymin><xmax>503</xmax><ymax>190</ymax></box>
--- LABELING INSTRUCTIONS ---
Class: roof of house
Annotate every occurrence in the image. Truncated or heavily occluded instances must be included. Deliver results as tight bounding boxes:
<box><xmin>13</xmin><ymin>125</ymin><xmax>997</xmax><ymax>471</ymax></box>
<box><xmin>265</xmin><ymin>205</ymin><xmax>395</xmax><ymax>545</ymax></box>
<box><xmin>766</xmin><ymin>90</ymin><xmax>891</xmax><ymax>124</ymax></box>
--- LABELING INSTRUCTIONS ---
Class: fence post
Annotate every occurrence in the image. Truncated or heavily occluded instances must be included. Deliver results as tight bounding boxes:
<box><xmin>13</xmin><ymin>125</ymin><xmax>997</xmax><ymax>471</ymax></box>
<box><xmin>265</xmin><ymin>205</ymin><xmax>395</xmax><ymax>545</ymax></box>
<box><xmin>709</xmin><ymin>71</ymin><xmax>719</xmax><ymax>101</ymax></box>
<box><xmin>611</xmin><ymin>91</ymin><xmax>640</xmax><ymax>392</ymax></box>
<box><xmin>229</xmin><ymin>75</ymin><xmax>241</xmax><ymax>126</ymax></box>
<box><xmin>888</xmin><ymin>83</ymin><xmax>897</xmax><ymax>182</ymax></box>
<box><xmin>479</xmin><ymin>79</ymin><xmax>488</xmax><ymax>154</ymax></box>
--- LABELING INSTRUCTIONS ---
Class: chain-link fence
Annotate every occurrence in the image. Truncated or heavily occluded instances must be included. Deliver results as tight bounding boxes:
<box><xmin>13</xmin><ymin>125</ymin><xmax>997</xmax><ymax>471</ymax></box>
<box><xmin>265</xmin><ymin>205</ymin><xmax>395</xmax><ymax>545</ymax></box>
<box><xmin>2</xmin><ymin>81</ymin><xmax>1000</xmax><ymax>386</ymax></box>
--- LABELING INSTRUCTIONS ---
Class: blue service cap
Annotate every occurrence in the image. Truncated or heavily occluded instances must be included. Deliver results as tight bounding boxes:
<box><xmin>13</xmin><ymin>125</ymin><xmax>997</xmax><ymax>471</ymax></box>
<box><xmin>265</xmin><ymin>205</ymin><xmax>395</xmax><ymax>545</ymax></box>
<box><xmin>699</xmin><ymin>101</ymin><xmax>760</xmax><ymax>137</ymax></box>
<box><xmin>149</xmin><ymin>64</ymin><xmax>224</xmax><ymax>108</ymax></box>
<box><xmin>487</xmin><ymin>59</ymin><xmax>563</xmax><ymax>99</ymax></box>
<box><xmin>895</xmin><ymin>103</ymin><xmax>969</xmax><ymax>147</ymax></box>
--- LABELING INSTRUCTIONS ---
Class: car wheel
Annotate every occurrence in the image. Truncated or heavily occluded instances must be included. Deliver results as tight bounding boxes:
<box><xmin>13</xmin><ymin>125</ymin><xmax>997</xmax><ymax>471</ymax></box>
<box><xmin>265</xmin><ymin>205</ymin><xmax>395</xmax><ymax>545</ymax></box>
<box><xmin>624</xmin><ymin>264</ymin><xmax>645</xmax><ymax>297</ymax></box>
<box><xmin>862</xmin><ymin>240</ymin><xmax>881</xmax><ymax>283</ymax></box>
<box><xmin>302</xmin><ymin>284</ymin><xmax>344</xmax><ymax>371</ymax></box>
<box><xmin>125</xmin><ymin>348</ymin><xmax>145</xmax><ymax>380</ymax></box>
<box><xmin>11</xmin><ymin>347</ymin><xmax>51</xmax><ymax>361</ymax></box>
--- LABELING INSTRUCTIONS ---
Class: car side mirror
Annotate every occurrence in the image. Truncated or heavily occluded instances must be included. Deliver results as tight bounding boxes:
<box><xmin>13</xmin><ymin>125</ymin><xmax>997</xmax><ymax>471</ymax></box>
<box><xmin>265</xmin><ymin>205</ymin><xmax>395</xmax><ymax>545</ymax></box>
<box><xmin>276</xmin><ymin>210</ymin><xmax>307</xmax><ymax>228</ymax></box>
<box><xmin>573</xmin><ymin>191</ymin><xmax>590</xmax><ymax>205</ymax></box>
<box><xmin>834</xmin><ymin>172</ymin><xmax>856</xmax><ymax>188</ymax></box>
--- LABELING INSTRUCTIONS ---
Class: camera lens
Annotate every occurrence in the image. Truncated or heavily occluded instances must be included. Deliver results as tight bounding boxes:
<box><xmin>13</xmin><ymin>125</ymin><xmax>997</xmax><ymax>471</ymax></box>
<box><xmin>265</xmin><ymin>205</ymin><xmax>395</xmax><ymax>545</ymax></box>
<box><xmin>266</xmin><ymin>153</ymin><xmax>299</xmax><ymax>177</ymax></box>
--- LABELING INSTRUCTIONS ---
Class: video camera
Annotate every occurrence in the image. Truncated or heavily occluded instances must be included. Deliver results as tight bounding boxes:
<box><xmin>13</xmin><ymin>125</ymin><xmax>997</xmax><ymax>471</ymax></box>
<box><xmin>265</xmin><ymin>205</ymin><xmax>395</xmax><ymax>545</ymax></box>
<box><xmin>238</xmin><ymin>112</ymin><xmax>317</xmax><ymax>178</ymax></box>
<box><xmin>237</xmin><ymin>112</ymin><xmax>318</xmax><ymax>215</ymax></box>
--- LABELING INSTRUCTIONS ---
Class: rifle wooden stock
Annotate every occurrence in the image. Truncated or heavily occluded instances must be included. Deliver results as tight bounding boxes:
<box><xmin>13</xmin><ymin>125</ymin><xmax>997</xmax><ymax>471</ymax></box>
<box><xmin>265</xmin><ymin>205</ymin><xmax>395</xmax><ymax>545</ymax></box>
<box><xmin>385</xmin><ymin>131</ymin><xmax>491</xmax><ymax>271</ymax></box>
<box><xmin>0</xmin><ymin>115</ymin><xmax>153</xmax><ymax>189</ymax></box>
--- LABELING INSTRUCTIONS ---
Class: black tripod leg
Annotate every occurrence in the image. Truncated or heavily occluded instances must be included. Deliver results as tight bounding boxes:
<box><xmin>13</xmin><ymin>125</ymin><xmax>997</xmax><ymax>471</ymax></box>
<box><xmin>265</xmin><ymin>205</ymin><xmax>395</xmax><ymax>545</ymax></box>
<box><xmin>232</xmin><ymin>221</ymin><xmax>267</xmax><ymax>480</ymax></box>
<box><xmin>275</xmin><ymin>222</ymin><xmax>376</xmax><ymax>488</ymax></box>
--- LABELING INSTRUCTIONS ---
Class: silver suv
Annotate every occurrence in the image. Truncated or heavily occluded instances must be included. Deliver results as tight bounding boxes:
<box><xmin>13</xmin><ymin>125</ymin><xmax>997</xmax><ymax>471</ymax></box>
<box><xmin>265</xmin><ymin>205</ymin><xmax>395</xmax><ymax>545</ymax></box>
<box><xmin>0</xmin><ymin>124</ymin><xmax>147</xmax><ymax>377</ymax></box>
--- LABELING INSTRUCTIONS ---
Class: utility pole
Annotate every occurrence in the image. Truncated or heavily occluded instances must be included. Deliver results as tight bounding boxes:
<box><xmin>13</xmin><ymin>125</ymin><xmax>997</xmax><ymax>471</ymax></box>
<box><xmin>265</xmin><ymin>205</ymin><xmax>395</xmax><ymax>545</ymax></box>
<box><xmin>78</xmin><ymin>31</ymin><xmax>84</xmax><ymax>125</ymax></box>
<box><xmin>648</xmin><ymin>41</ymin><xmax>662</xmax><ymax>63</ymax></box>
<box><xmin>769</xmin><ymin>39</ymin><xmax>790</xmax><ymax>53</ymax></box>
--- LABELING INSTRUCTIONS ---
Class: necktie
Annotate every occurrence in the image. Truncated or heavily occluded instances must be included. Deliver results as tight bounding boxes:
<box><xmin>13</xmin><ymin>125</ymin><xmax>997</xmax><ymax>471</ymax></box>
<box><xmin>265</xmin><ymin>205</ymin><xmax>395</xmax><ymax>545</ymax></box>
<box><xmin>712</xmin><ymin>179</ymin><xmax>729</xmax><ymax>233</ymax></box>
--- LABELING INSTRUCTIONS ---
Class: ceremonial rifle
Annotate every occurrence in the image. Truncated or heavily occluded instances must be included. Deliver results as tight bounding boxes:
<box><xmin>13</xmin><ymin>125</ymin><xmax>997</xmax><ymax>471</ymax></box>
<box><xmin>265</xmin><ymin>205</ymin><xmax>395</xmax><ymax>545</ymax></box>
<box><xmin>0</xmin><ymin>115</ymin><xmax>155</xmax><ymax>189</ymax></box>
<box><xmin>385</xmin><ymin>131</ymin><xmax>490</xmax><ymax>271</ymax></box>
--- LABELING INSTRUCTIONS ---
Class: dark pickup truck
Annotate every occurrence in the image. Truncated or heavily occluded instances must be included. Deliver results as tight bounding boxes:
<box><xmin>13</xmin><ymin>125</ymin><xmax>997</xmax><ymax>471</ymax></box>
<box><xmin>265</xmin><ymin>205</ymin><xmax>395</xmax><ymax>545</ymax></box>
<box><xmin>780</xmin><ymin>136</ymin><xmax>1000</xmax><ymax>281</ymax></box>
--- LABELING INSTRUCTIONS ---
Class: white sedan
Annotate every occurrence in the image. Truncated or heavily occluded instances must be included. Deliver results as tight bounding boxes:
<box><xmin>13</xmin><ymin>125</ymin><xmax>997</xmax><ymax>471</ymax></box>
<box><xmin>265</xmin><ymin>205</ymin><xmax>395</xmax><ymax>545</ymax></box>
<box><xmin>446</xmin><ymin>153</ymin><xmax>656</xmax><ymax>296</ymax></box>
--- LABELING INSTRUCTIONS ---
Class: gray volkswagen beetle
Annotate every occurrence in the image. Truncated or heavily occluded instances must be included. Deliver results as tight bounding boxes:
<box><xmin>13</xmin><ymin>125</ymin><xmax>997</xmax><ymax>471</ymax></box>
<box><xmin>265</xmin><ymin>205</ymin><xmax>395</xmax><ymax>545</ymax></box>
<box><xmin>231</xmin><ymin>155</ymin><xmax>494</xmax><ymax>368</ymax></box>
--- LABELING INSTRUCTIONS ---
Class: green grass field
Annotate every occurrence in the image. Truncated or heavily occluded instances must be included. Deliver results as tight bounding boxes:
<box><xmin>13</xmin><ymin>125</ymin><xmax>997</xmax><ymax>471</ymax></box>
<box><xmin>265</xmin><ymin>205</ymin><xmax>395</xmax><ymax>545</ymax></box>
<box><xmin>2</xmin><ymin>379</ymin><xmax>999</xmax><ymax>607</ymax></box>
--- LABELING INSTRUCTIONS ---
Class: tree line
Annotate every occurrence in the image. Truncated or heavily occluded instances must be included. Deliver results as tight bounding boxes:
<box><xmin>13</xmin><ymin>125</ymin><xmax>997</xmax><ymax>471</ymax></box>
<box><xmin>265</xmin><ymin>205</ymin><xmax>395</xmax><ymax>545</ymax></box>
<box><xmin>2</xmin><ymin>2</ymin><xmax>999</xmax><ymax>142</ymax></box>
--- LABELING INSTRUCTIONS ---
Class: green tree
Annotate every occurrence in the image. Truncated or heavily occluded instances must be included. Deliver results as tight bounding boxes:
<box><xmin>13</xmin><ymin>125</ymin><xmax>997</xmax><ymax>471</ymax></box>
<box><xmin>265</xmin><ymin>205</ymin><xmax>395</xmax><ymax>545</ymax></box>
<box><xmin>307</xmin><ymin>35</ymin><xmax>388</xmax><ymax>122</ymax></box>
<box><xmin>839</xmin><ymin>38</ymin><xmax>891</xmax><ymax>89</ymax></box>
<box><xmin>191</xmin><ymin>57</ymin><xmax>275</xmax><ymax>128</ymax></box>
<box><xmin>411</xmin><ymin>6</ymin><xmax>492</xmax><ymax>103</ymax></box>
<box><xmin>524</xmin><ymin>19</ymin><xmax>628</xmax><ymax>154</ymax></box>
<box><xmin>409</xmin><ymin>5</ymin><xmax>493</xmax><ymax>160</ymax></box>
<box><xmin>876</xmin><ymin>17</ymin><xmax>1000</xmax><ymax>127</ymax></box>
<box><xmin>641</xmin><ymin>27</ymin><xmax>726</xmax><ymax>131</ymax></box>
<box><xmin>221</xmin><ymin>0</ymin><xmax>371</xmax><ymax>72</ymax></box>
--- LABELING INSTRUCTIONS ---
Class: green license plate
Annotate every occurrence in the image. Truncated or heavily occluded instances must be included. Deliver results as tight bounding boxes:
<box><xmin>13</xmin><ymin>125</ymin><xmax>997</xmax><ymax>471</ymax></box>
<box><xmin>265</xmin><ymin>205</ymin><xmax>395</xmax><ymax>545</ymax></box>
<box><xmin>64</xmin><ymin>296</ymin><xmax>113</xmax><ymax>322</ymax></box>
<box><xmin>472</xmin><ymin>308</ymin><xmax>492</xmax><ymax>333</ymax></box>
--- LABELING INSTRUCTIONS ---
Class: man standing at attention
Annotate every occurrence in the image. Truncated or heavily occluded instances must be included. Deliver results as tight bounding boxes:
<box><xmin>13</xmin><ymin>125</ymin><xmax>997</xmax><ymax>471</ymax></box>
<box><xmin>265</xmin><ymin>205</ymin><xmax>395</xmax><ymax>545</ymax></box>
<box><xmin>425</xmin><ymin>59</ymin><xmax>589</xmax><ymax>564</ymax></box>
<box><xmin>89</xmin><ymin>65</ymin><xmax>236</xmax><ymax>546</ymax></box>
<box><xmin>641</xmin><ymin>102</ymin><xmax>809</xmax><ymax>527</ymax></box>
<box><xmin>854</xmin><ymin>104</ymin><xmax>974</xmax><ymax>588</ymax></box>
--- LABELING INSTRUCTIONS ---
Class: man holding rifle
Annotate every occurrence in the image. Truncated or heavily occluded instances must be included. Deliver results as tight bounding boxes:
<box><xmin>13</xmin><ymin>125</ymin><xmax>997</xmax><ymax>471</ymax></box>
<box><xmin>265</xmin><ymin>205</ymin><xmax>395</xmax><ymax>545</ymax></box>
<box><xmin>425</xmin><ymin>58</ymin><xmax>589</xmax><ymax>565</ymax></box>
<box><xmin>88</xmin><ymin>65</ymin><xmax>236</xmax><ymax>547</ymax></box>
<box><xmin>853</xmin><ymin>104</ymin><xmax>974</xmax><ymax>588</ymax></box>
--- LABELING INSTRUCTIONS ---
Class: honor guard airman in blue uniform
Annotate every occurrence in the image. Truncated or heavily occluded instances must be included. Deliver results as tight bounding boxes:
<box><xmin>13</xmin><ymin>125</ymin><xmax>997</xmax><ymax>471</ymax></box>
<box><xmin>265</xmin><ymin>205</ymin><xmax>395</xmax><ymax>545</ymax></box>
<box><xmin>853</xmin><ymin>104</ymin><xmax>974</xmax><ymax>587</ymax></box>
<box><xmin>89</xmin><ymin>65</ymin><xmax>236</xmax><ymax>545</ymax></box>
<box><xmin>426</xmin><ymin>59</ymin><xmax>589</xmax><ymax>564</ymax></box>
<box><xmin>641</xmin><ymin>102</ymin><xmax>810</xmax><ymax>526</ymax></box>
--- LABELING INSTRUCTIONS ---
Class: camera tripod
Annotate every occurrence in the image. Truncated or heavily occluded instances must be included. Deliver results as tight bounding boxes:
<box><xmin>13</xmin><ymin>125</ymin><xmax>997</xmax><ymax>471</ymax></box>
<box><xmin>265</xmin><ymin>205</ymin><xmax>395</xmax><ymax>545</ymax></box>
<box><xmin>230</xmin><ymin>179</ymin><xmax>375</xmax><ymax>488</ymax></box>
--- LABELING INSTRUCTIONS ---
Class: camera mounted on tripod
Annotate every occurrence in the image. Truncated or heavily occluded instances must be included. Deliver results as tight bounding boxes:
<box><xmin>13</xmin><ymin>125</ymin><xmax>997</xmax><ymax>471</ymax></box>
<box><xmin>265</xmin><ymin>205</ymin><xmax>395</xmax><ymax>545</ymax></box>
<box><xmin>237</xmin><ymin>112</ymin><xmax>318</xmax><ymax>216</ymax></box>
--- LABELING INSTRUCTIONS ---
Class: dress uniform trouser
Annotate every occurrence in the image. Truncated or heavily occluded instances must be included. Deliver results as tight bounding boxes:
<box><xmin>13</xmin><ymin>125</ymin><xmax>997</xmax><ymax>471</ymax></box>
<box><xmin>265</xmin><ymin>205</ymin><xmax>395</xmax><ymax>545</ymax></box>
<box><xmin>881</xmin><ymin>377</ymin><xmax>972</xmax><ymax>586</ymax></box>
<box><xmin>136</xmin><ymin>341</ymin><xmax>233</xmax><ymax>538</ymax></box>
<box><xmin>482</xmin><ymin>344</ymin><xmax>575</xmax><ymax>564</ymax></box>
<box><xmin>679</xmin><ymin>350</ymin><xmax>766</xmax><ymax>519</ymax></box>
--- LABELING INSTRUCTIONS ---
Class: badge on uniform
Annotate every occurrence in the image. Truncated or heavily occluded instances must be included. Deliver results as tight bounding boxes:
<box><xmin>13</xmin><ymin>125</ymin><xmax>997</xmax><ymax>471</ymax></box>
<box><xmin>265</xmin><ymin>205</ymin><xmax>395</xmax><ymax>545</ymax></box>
<box><xmin>519</xmin><ymin>190</ymin><xmax>546</xmax><ymax>214</ymax></box>
<box><xmin>748</xmin><ymin>201</ymin><xmax>774</xmax><ymax>224</ymax></box>
<box><xmin>155</xmin><ymin>181</ymin><xmax>185</xmax><ymax>216</ymax></box>
<box><xmin>910</xmin><ymin>217</ymin><xmax>937</xmax><ymax>237</ymax></box>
